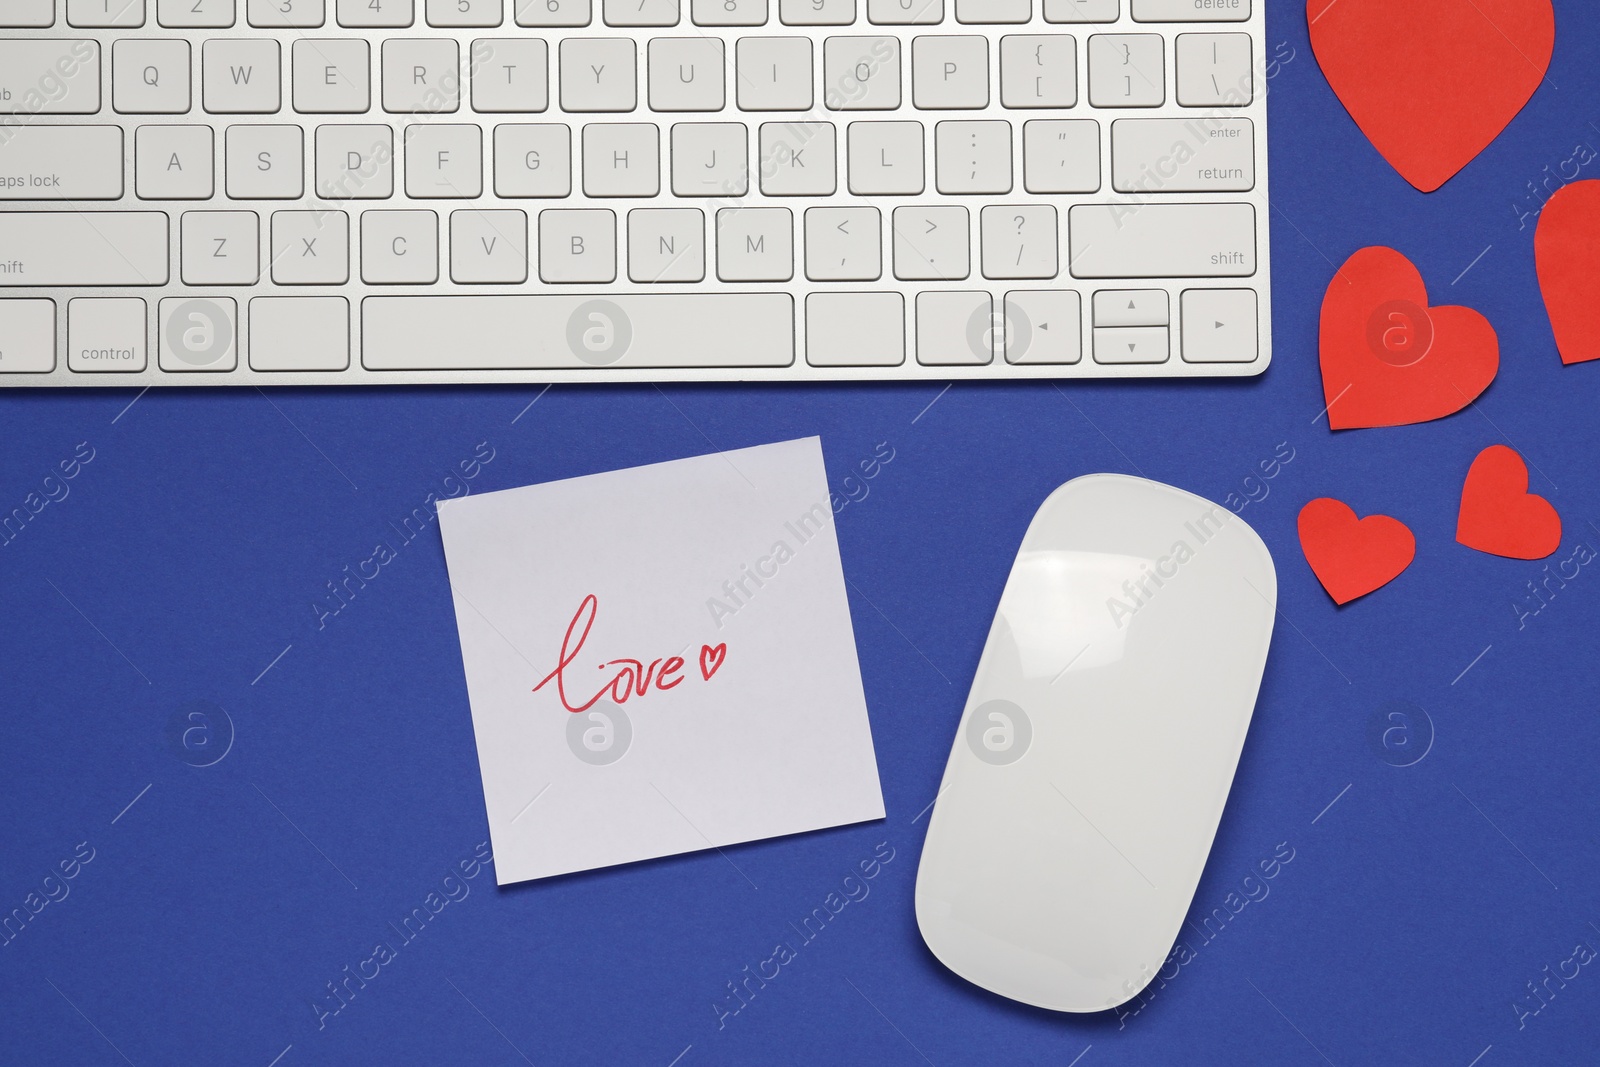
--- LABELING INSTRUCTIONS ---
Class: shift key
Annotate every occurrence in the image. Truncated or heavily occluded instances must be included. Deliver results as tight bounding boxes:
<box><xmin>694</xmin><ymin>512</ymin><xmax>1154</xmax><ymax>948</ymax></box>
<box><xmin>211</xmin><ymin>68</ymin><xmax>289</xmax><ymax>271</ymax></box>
<box><xmin>0</xmin><ymin>213</ymin><xmax>169</xmax><ymax>286</ymax></box>
<box><xmin>0</xmin><ymin>127</ymin><xmax>123</xmax><ymax>200</ymax></box>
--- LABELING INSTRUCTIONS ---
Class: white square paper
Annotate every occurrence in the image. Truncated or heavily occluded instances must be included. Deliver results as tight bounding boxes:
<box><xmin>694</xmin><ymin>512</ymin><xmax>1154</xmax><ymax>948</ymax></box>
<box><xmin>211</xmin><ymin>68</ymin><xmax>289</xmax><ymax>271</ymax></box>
<box><xmin>438</xmin><ymin>437</ymin><xmax>885</xmax><ymax>884</ymax></box>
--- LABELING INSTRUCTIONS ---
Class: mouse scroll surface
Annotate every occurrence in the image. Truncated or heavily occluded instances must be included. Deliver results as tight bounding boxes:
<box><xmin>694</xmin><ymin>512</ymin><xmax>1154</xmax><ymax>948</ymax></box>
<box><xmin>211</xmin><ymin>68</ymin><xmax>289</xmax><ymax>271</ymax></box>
<box><xmin>915</xmin><ymin>475</ymin><xmax>1276</xmax><ymax>1013</ymax></box>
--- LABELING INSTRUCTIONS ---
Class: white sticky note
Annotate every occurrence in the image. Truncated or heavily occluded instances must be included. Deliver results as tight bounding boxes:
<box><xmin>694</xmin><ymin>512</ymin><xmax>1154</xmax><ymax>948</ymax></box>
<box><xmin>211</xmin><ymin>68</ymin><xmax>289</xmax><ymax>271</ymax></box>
<box><xmin>439</xmin><ymin>437</ymin><xmax>885</xmax><ymax>884</ymax></box>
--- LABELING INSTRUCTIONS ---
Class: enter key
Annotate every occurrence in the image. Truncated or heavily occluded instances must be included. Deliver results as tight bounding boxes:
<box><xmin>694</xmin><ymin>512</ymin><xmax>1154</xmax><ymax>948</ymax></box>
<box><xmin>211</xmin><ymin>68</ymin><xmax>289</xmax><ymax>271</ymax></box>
<box><xmin>1111</xmin><ymin>118</ymin><xmax>1254</xmax><ymax>194</ymax></box>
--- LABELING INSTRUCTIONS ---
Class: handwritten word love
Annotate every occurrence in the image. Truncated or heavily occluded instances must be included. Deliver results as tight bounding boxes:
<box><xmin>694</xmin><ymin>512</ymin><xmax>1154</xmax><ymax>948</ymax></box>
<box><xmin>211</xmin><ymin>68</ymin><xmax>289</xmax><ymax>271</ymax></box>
<box><xmin>533</xmin><ymin>594</ymin><xmax>728</xmax><ymax>713</ymax></box>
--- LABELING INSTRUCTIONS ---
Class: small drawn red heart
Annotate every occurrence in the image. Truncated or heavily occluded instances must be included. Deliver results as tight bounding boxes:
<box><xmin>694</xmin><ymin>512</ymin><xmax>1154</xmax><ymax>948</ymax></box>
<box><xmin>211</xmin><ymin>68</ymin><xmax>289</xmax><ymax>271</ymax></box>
<box><xmin>1456</xmin><ymin>445</ymin><xmax>1562</xmax><ymax>560</ymax></box>
<box><xmin>1320</xmin><ymin>247</ymin><xmax>1499</xmax><ymax>430</ymax></box>
<box><xmin>1535</xmin><ymin>180</ymin><xmax>1600</xmax><ymax>365</ymax></box>
<box><xmin>1299</xmin><ymin>498</ymin><xmax>1416</xmax><ymax>605</ymax></box>
<box><xmin>698</xmin><ymin>643</ymin><xmax>726</xmax><ymax>680</ymax></box>
<box><xmin>1308</xmin><ymin>0</ymin><xmax>1554</xmax><ymax>192</ymax></box>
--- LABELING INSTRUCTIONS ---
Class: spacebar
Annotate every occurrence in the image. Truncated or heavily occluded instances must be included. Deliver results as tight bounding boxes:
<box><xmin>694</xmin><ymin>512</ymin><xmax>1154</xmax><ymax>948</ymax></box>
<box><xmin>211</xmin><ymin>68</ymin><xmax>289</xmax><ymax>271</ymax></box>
<box><xmin>363</xmin><ymin>294</ymin><xmax>794</xmax><ymax>370</ymax></box>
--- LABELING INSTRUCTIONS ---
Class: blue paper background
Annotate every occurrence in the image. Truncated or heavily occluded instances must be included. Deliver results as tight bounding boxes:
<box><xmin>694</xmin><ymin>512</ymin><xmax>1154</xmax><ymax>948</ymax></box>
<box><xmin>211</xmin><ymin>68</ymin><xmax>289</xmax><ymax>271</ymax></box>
<box><xmin>5</xmin><ymin>3</ymin><xmax>1600</xmax><ymax>1064</ymax></box>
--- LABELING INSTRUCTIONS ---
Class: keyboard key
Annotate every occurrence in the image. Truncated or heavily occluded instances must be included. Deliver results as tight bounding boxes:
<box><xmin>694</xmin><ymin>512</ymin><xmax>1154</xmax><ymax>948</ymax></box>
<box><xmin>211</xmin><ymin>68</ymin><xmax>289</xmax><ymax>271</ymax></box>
<box><xmin>1088</xmin><ymin>34</ymin><xmax>1164</xmax><ymax>108</ymax></box>
<box><xmin>824</xmin><ymin>37</ymin><xmax>902</xmax><ymax>110</ymax></box>
<box><xmin>805</xmin><ymin>206</ymin><xmax>881</xmax><ymax>281</ymax></box>
<box><xmin>0</xmin><ymin>213</ymin><xmax>167</xmax><ymax>286</ymax></box>
<box><xmin>560</xmin><ymin>39</ymin><xmax>636</xmax><ymax>112</ymax></box>
<box><xmin>737</xmin><ymin>38</ymin><xmax>813</xmax><ymax>111</ymax></box>
<box><xmin>1</xmin><ymin>2</ymin><xmax>56</xmax><ymax>26</ymax></box>
<box><xmin>956</xmin><ymin>0</ymin><xmax>1028</xmax><ymax>23</ymax></box>
<box><xmin>162</xmin><ymin>0</ymin><xmax>234</xmax><ymax>25</ymax></box>
<box><xmin>604</xmin><ymin>0</ymin><xmax>678</xmax><ymax>25</ymax></box>
<box><xmin>913</xmin><ymin>37</ymin><xmax>989</xmax><ymax>110</ymax></box>
<box><xmin>293</xmin><ymin>40</ymin><xmax>371</xmax><ymax>114</ymax></box>
<box><xmin>471</xmin><ymin>40</ymin><xmax>550</xmax><ymax>112</ymax></box>
<box><xmin>159</xmin><ymin>296</ymin><xmax>236</xmax><ymax>371</ymax></box>
<box><xmin>338</xmin><ymin>0</ymin><xmax>414</xmax><ymax>26</ymax></box>
<box><xmin>672</xmin><ymin>123</ymin><xmax>747</xmax><ymax>197</ymax></box>
<box><xmin>1069</xmin><ymin>203</ymin><xmax>1254</xmax><ymax>278</ymax></box>
<box><xmin>226</xmin><ymin>125</ymin><xmax>304</xmax><ymax>198</ymax></box>
<box><xmin>0</xmin><ymin>126</ymin><xmax>123</xmax><ymax>200</ymax></box>
<box><xmin>136</xmin><ymin>125</ymin><xmax>214</xmax><ymax>199</ymax></box>
<box><xmin>716</xmin><ymin>207</ymin><xmax>793</xmax><ymax>281</ymax></box>
<box><xmin>428</xmin><ymin>0</ymin><xmax>502</xmax><ymax>24</ymax></box>
<box><xmin>867</xmin><ymin>0</ymin><xmax>940</xmax><ymax>24</ymax></box>
<box><xmin>539</xmin><ymin>209</ymin><xmax>617</xmax><ymax>282</ymax></box>
<box><xmin>315</xmin><ymin>125</ymin><xmax>394</xmax><ymax>199</ymax></box>
<box><xmin>780</xmin><ymin>0</ymin><xmax>853</xmax><ymax>24</ymax></box>
<box><xmin>364</xmin><ymin>293</ymin><xmax>793</xmax><ymax>368</ymax></box>
<box><xmin>582</xmin><ymin>124</ymin><xmax>660</xmax><ymax>197</ymax></box>
<box><xmin>627</xmin><ymin>208</ymin><xmax>705</xmax><ymax>282</ymax></box>
<box><xmin>1000</xmin><ymin>35</ymin><xmax>1077</xmax><ymax>108</ymax></box>
<box><xmin>918</xmin><ymin>291</ymin><xmax>991</xmax><ymax>365</ymax></box>
<box><xmin>1180</xmin><ymin>288</ymin><xmax>1256</xmax><ymax>363</ymax></box>
<box><xmin>382</xmin><ymin>39</ymin><xmax>460</xmax><ymax>113</ymax></box>
<box><xmin>452</xmin><ymin>209</ymin><xmax>529</xmax><ymax>283</ymax></box>
<box><xmin>1045</xmin><ymin>0</ymin><xmax>1115</xmax><ymax>20</ymax></box>
<box><xmin>1094</xmin><ymin>325</ymin><xmax>1167</xmax><ymax>364</ymax></box>
<box><xmin>203</xmin><ymin>40</ymin><xmax>281</xmax><ymax>114</ymax></box>
<box><xmin>251</xmin><ymin>297</ymin><xmax>351</xmax><ymax>371</ymax></box>
<box><xmin>847</xmin><ymin>121</ymin><xmax>922</xmax><ymax>194</ymax></box>
<box><xmin>1112</xmin><ymin>118</ymin><xmax>1253</xmax><ymax>193</ymax></box>
<box><xmin>248</xmin><ymin>0</ymin><xmax>324</xmax><ymax>26</ymax></box>
<box><xmin>648</xmin><ymin>39</ymin><xmax>726</xmax><ymax>112</ymax></box>
<box><xmin>893</xmin><ymin>205</ymin><xmax>968</xmax><ymax>280</ymax></box>
<box><xmin>69</xmin><ymin>0</ymin><xmax>145</xmax><ymax>26</ymax></box>
<box><xmin>0</xmin><ymin>41</ymin><xmax>101</xmax><ymax>115</ymax></box>
<box><xmin>693</xmin><ymin>0</ymin><xmax>767</xmax><ymax>25</ymax></box>
<box><xmin>494</xmin><ymin>124</ymin><xmax>573</xmax><ymax>197</ymax></box>
<box><xmin>362</xmin><ymin>210</ymin><xmax>440</xmax><ymax>283</ymax></box>
<box><xmin>272</xmin><ymin>210</ymin><xmax>350</xmax><ymax>285</ymax></box>
<box><xmin>407</xmin><ymin>125</ymin><xmax>484</xmax><ymax>198</ymax></box>
<box><xmin>935</xmin><ymin>120</ymin><xmax>1012</xmax><ymax>195</ymax></box>
<box><xmin>806</xmin><ymin>292</ymin><xmax>902</xmax><ymax>366</ymax></box>
<box><xmin>1094</xmin><ymin>288</ymin><xmax>1167</xmax><ymax>326</ymax></box>
<box><xmin>1004</xmin><ymin>290</ymin><xmax>1081</xmax><ymax>364</ymax></box>
<box><xmin>1023</xmin><ymin>119</ymin><xmax>1100</xmax><ymax>193</ymax></box>
<box><xmin>182</xmin><ymin>211</ymin><xmax>261</xmax><ymax>286</ymax></box>
<box><xmin>68</xmin><ymin>298</ymin><xmax>146</xmax><ymax>372</ymax></box>
<box><xmin>760</xmin><ymin>122</ymin><xmax>836</xmax><ymax>196</ymax></box>
<box><xmin>114</xmin><ymin>40</ymin><xmax>192</xmax><ymax>114</ymax></box>
<box><xmin>1133</xmin><ymin>0</ymin><xmax>1247</xmax><ymax>20</ymax></box>
<box><xmin>980</xmin><ymin>204</ymin><xmax>1056</xmax><ymax>279</ymax></box>
<box><xmin>0</xmin><ymin>300</ymin><xmax>55</xmax><ymax>372</ymax></box>
<box><xmin>1177</xmin><ymin>33</ymin><xmax>1252</xmax><ymax>107</ymax></box>
<box><xmin>516</xmin><ymin>0</ymin><xmax>592</xmax><ymax>25</ymax></box>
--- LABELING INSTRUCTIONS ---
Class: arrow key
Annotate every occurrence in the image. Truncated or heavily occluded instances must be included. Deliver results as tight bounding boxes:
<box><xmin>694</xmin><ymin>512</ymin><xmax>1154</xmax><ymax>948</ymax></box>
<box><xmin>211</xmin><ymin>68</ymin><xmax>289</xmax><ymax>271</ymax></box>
<box><xmin>1093</xmin><ymin>325</ymin><xmax>1168</xmax><ymax>364</ymax></box>
<box><xmin>1181</xmin><ymin>288</ymin><xmax>1257</xmax><ymax>363</ymax></box>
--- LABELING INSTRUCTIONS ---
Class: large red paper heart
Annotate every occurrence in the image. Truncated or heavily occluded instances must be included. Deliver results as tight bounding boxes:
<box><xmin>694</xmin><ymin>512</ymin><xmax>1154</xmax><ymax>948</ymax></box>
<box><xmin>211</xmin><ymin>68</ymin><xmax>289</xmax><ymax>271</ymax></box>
<box><xmin>1308</xmin><ymin>0</ymin><xmax>1554</xmax><ymax>192</ymax></box>
<box><xmin>1456</xmin><ymin>445</ymin><xmax>1562</xmax><ymax>560</ymax></box>
<box><xmin>698</xmin><ymin>643</ymin><xmax>726</xmax><ymax>681</ymax></box>
<box><xmin>1535</xmin><ymin>179</ymin><xmax>1600</xmax><ymax>365</ymax></box>
<box><xmin>1320</xmin><ymin>247</ymin><xmax>1499</xmax><ymax>430</ymax></box>
<box><xmin>1299</xmin><ymin>498</ymin><xmax>1416</xmax><ymax>605</ymax></box>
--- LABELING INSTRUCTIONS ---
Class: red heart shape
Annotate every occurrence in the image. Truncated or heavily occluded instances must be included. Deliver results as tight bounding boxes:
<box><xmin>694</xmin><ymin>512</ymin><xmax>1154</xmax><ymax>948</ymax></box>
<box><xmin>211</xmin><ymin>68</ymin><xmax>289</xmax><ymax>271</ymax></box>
<box><xmin>1299</xmin><ymin>498</ymin><xmax>1416</xmax><ymax>605</ymax></box>
<box><xmin>1456</xmin><ymin>445</ymin><xmax>1562</xmax><ymax>560</ymax></box>
<box><xmin>698</xmin><ymin>643</ymin><xmax>726</xmax><ymax>681</ymax></box>
<box><xmin>1320</xmin><ymin>247</ymin><xmax>1499</xmax><ymax>430</ymax></box>
<box><xmin>1535</xmin><ymin>179</ymin><xmax>1600</xmax><ymax>365</ymax></box>
<box><xmin>1308</xmin><ymin>0</ymin><xmax>1554</xmax><ymax>192</ymax></box>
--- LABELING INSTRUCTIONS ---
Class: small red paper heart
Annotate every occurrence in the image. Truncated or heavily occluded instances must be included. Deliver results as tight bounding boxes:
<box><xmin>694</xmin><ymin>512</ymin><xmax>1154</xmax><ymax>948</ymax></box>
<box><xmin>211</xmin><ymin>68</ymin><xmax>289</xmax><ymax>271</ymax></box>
<box><xmin>698</xmin><ymin>643</ymin><xmax>726</xmax><ymax>680</ymax></box>
<box><xmin>1535</xmin><ymin>179</ymin><xmax>1600</xmax><ymax>366</ymax></box>
<box><xmin>1308</xmin><ymin>0</ymin><xmax>1554</xmax><ymax>192</ymax></box>
<box><xmin>1320</xmin><ymin>247</ymin><xmax>1499</xmax><ymax>430</ymax></box>
<box><xmin>1299</xmin><ymin>498</ymin><xmax>1416</xmax><ymax>605</ymax></box>
<box><xmin>1456</xmin><ymin>445</ymin><xmax>1562</xmax><ymax>560</ymax></box>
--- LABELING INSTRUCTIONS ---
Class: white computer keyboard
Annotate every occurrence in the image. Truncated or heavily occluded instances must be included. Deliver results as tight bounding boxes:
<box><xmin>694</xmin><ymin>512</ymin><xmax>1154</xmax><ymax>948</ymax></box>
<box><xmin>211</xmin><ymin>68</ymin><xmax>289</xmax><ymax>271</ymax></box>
<box><xmin>0</xmin><ymin>0</ymin><xmax>1269</xmax><ymax>386</ymax></box>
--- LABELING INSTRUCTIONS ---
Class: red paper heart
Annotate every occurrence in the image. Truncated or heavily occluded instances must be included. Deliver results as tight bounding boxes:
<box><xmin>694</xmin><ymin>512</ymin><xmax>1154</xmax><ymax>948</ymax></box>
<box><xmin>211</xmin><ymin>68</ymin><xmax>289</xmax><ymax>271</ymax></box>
<box><xmin>1308</xmin><ymin>0</ymin><xmax>1554</xmax><ymax>192</ymax></box>
<box><xmin>698</xmin><ymin>643</ymin><xmax>726</xmax><ymax>681</ymax></box>
<box><xmin>1320</xmin><ymin>247</ymin><xmax>1499</xmax><ymax>430</ymax></box>
<box><xmin>1299</xmin><ymin>498</ymin><xmax>1416</xmax><ymax>605</ymax></box>
<box><xmin>1456</xmin><ymin>445</ymin><xmax>1562</xmax><ymax>559</ymax></box>
<box><xmin>1535</xmin><ymin>179</ymin><xmax>1600</xmax><ymax>365</ymax></box>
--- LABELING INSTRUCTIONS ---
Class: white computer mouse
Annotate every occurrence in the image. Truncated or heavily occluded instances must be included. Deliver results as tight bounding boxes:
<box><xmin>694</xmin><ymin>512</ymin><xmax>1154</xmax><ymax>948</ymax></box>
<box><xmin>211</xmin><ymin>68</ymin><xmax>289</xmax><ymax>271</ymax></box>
<box><xmin>915</xmin><ymin>473</ymin><xmax>1276</xmax><ymax>1013</ymax></box>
